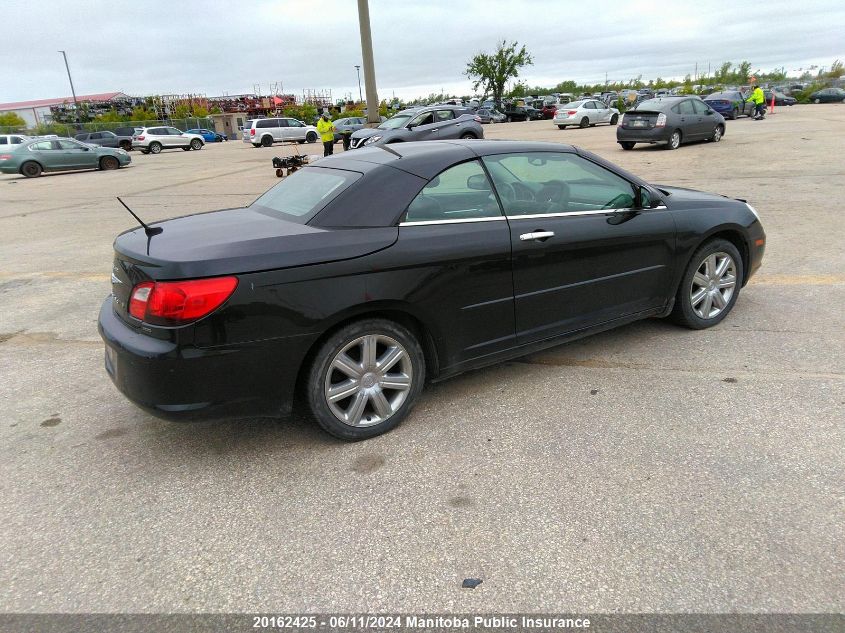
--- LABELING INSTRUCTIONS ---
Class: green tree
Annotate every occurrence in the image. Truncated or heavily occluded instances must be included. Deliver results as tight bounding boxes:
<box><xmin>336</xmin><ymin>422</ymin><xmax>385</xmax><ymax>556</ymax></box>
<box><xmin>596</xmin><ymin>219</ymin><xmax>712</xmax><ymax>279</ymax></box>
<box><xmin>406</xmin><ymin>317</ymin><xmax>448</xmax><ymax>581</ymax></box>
<box><xmin>192</xmin><ymin>105</ymin><xmax>209</xmax><ymax>118</ymax></box>
<box><xmin>828</xmin><ymin>59</ymin><xmax>844</xmax><ymax>78</ymax></box>
<box><xmin>465</xmin><ymin>40</ymin><xmax>533</xmax><ymax>105</ymax></box>
<box><xmin>173</xmin><ymin>104</ymin><xmax>191</xmax><ymax>120</ymax></box>
<box><xmin>0</xmin><ymin>112</ymin><xmax>27</xmax><ymax>128</ymax></box>
<box><xmin>736</xmin><ymin>61</ymin><xmax>752</xmax><ymax>83</ymax></box>
<box><xmin>97</xmin><ymin>109</ymin><xmax>126</xmax><ymax>123</ymax></box>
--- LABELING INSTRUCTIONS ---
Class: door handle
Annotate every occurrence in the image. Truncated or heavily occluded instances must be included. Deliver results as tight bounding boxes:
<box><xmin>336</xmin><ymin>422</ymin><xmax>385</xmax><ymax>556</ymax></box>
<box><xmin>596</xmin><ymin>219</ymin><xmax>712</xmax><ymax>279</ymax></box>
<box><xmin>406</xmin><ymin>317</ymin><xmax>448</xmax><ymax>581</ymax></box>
<box><xmin>519</xmin><ymin>231</ymin><xmax>555</xmax><ymax>241</ymax></box>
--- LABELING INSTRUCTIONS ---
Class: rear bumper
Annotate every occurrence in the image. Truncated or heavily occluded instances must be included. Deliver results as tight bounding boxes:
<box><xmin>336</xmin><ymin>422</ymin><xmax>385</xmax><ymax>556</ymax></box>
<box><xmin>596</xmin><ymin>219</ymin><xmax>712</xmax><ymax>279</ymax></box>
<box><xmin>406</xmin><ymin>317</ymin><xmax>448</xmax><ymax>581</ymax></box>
<box><xmin>97</xmin><ymin>297</ymin><xmax>311</xmax><ymax>421</ymax></box>
<box><xmin>616</xmin><ymin>126</ymin><xmax>671</xmax><ymax>144</ymax></box>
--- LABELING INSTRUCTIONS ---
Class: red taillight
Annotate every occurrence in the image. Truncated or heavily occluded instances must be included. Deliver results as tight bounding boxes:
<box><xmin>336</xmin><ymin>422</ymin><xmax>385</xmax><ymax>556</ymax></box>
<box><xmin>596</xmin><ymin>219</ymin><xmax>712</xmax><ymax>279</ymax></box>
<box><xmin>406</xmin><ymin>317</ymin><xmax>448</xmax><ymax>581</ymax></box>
<box><xmin>136</xmin><ymin>135</ymin><xmax>145</xmax><ymax>141</ymax></box>
<box><xmin>128</xmin><ymin>277</ymin><xmax>238</xmax><ymax>325</ymax></box>
<box><xmin>250</xmin><ymin>129</ymin><xmax>255</xmax><ymax>136</ymax></box>
<box><xmin>568</xmin><ymin>110</ymin><xmax>577</xmax><ymax>115</ymax></box>
<box><xmin>0</xmin><ymin>154</ymin><xmax>12</xmax><ymax>161</ymax></box>
<box><xmin>655</xmin><ymin>113</ymin><xmax>667</xmax><ymax>128</ymax></box>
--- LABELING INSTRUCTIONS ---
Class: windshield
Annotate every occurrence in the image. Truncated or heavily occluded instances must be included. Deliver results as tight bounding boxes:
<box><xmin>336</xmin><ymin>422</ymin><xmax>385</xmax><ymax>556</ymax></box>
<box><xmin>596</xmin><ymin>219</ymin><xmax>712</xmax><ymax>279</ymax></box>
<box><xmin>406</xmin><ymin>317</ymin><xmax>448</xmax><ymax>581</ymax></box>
<box><xmin>251</xmin><ymin>167</ymin><xmax>361</xmax><ymax>223</ymax></box>
<box><xmin>378</xmin><ymin>114</ymin><xmax>414</xmax><ymax>130</ymax></box>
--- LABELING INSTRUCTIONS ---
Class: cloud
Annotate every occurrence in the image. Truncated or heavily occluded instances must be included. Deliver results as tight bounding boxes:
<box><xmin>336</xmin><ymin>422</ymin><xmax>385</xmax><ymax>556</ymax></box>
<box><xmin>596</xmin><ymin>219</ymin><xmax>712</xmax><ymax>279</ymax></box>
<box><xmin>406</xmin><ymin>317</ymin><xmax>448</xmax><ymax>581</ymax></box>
<box><xmin>1</xmin><ymin>0</ymin><xmax>843</xmax><ymax>103</ymax></box>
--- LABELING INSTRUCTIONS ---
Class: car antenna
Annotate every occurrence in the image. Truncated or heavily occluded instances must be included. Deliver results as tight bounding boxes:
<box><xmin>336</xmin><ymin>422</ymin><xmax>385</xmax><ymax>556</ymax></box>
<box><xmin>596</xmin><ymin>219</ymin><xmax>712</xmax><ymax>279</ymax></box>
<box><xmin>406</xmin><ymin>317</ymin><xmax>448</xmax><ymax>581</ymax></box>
<box><xmin>116</xmin><ymin>197</ymin><xmax>162</xmax><ymax>236</ymax></box>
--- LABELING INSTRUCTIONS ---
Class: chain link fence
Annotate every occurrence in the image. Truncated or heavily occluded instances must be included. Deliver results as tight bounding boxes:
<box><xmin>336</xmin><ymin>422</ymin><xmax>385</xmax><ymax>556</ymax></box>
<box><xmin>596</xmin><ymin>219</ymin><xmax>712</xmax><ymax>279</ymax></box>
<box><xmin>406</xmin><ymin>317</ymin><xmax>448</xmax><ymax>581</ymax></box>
<box><xmin>1</xmin><ymin>118</ymin><xmax>216</xmax><ymax>137</ymax></box>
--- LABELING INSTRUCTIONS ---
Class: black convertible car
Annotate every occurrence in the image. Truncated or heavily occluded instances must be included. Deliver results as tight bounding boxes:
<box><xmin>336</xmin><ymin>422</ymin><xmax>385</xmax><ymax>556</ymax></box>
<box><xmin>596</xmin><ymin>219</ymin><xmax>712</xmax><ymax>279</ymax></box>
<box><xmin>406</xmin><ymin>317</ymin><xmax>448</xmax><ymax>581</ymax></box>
<box><xmin>99</xmin><ymin>140</ymin><xmax>765</xmax><ymax>440</ymax></box>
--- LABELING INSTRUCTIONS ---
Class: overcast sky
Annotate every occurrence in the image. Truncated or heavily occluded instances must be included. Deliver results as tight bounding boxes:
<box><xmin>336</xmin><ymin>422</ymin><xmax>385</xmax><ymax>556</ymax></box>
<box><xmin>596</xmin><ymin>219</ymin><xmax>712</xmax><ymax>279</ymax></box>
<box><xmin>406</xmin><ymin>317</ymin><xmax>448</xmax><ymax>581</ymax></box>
<box><xmin>2</xmin><ymin>0</ymin><xmax>843</xmax><ymax>104</ymax></box>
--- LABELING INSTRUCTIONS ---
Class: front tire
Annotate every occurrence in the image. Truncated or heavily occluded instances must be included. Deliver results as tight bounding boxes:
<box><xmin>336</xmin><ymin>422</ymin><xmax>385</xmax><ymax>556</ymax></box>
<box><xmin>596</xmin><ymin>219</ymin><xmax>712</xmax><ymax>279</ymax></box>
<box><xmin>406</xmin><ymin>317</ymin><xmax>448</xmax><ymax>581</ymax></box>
<box><xmin>306</xmin><ymin>132</ymin><xmax>318</xmax><ymax>143</ymax></box>
<box><xmin>557</xmin><ymin>125</ymin><xmax>567</xmax><ymax>129</ymax></box>
<box><xmin>20</xmin><ymin>161</ymin><xmax>42</xmax><ymax>178</ymax></box>
<box><xmin>665</xmin><ymin>129</ymin><xmax>681</xmax><ymax>150</ymax></box>
<box><xmin>671</xmin><ymin>239</ymin><xmax>743</xmax><ymax>329</ymax></box>
<box><xmin>610</xmin><ymin>114</ymin><xmax>619</xmax><ymax>125</ymax></box>
<box><xmin>711</xmin><ymin>124</ymin><xmax>724</xmax><ymax>142</ymax></box>
<box><xmin>305</xmin><ymin>318</ymin><xmax>425</xmax><ymax>441</ymax></box>
<box><xmin>730</xmin><ymin>107</ymin><xmax>738</xmax><ymax>120</ymax></box>
<box><xmin>459</xmin><ymin>132</ymin><xmax>477</xmax><ymax>139</ymax></box>
<box><xmin>190</xmin><ymin>138</ymin><xmax>203</xmax><ymax>150</ymax></box>
<box><xmin>99</xmin><ymin>156</ymin><xmax>120</xmax><ymax>170</ymax></box>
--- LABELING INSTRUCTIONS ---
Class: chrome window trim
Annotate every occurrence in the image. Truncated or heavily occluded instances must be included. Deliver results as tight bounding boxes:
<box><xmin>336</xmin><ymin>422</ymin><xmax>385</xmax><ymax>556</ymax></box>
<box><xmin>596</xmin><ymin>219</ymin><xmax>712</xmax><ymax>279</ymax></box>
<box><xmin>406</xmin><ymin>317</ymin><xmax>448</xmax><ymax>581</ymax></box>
<box><xmin>505</xmin><ymin>205</ymin><xmax>667</xmax><ymax>220</ymax></box>
<box><xmin>398</xmin><ymin>205</ymin><xmax>667</xmax><ymax>226</ymax></box>
<box><xmin>400</xmin><ymin>216</ymin><xmax>506</xmax><ymax>227</ymax></box>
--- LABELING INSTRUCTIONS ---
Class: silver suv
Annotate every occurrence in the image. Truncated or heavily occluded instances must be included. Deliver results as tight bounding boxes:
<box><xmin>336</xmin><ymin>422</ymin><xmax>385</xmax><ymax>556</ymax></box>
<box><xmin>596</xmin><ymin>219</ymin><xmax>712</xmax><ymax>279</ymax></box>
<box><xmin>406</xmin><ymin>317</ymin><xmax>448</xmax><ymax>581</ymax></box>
<box><xmin>132</xmin><ymin>127</ymin><xmax>204</xmax><ymax>154</ymax></box>
<box><xmin>242</xmin><ymin>118</ymin><xmax>320</xmax><ymax>147</ymax></box>
<box><xmin>348</xmin><ymin>106</ymin><xmax>483</xmax><ymax>149</ymax></box>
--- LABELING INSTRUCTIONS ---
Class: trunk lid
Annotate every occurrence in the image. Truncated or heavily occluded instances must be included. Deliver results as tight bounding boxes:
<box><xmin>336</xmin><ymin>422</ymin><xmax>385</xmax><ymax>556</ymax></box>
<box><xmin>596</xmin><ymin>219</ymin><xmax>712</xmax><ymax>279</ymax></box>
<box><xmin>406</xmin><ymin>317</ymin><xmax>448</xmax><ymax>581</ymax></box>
<box><xmin>110</xmin><ymin>207</ymin><xmax>398</xmax><ymax>320</ymax></box>
<box><xmin>622</xmin><ymin>110</ymin><xmax>660</xmax><ymax>129</ymax></box>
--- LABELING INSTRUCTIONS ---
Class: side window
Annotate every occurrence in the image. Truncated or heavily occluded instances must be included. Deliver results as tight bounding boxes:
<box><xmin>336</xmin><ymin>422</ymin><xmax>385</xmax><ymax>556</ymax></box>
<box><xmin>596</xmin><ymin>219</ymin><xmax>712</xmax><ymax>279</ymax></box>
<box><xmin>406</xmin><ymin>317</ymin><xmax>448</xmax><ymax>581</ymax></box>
<box><xmin>89</xmin><ymin>132</ymin><xmax>102</xmax><ymax>140</ymax></box>
<box><xmin>148</xmin><ymin>128</ymin><xmax>165</xmax><ymax>134</ymax></box>
<box><xmin>278</xmin><ymin>119</ymin><xmax>290</xmax><ymax>128</ymax></box>
<box><xmin>256</xmin><ymin>119</ymin><xmax>276</xmax><ymax>129</ymax></box>
<box><xmin>410</xmin><ymin>112</ymin><xmax>435</xmax><ymax>127</ymax></box>
<box><xmin>678</xmin><ymin>100</ymin><xmax>695</xmax><ymax>115</ymax></box>
<box><xmin>481</xmin><ymin>152</ymin><xmax>636</xmax><ymax>216</ymax></box>
<box><xmin>671</xmin><ymin>104</ymin><xmax>681</xmax><ymax>114</ymax></box>
<box><xmin>58</xmin><ymin>139</ymin><xmax>86</xmax><ymax>150</ymax></box>
<box><xmin>404</xmin><ymin>160</ymin><xmax>501</xmax><ymax>223</ymax></box>
<box><xmin>435</xmin><ymin>110</ymin><xmax>454</xmax><ymax>121</ymax></box>
<box><xmin>692</xmin><ymin>100</ymin><xmax>709</xmax><ymax>114</ymax></box>
<box><xmin>167</xmin><ymin>127</ymin><xmax>183</xmax><ymax>135</ymax></box>
<box><xmin>30</xmin><ymin>141</ymin><xmax>54</xmax><ymax>150</ymax></box>
<box><xmin>0</xmin><ymin>138</ymin><xmax>6</xmax><ymax>145</ymax></box>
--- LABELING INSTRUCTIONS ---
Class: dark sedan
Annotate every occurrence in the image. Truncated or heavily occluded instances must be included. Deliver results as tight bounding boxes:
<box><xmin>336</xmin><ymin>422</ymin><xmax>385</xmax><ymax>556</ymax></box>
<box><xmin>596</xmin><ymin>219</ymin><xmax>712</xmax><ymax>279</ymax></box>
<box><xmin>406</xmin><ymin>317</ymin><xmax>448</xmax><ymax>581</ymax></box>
<box><xmin>808</xmin><ymin>87</ymin><xmax>845</xmax><ymax>103</ymax></box>
<box><xmin>703</xmin><ymin>91</ymin><xmax>754</xmax><ymax>119</ymax></box>
<box><xmin>99</xmin><ymin>140</ymin><xmax>765</xmax><ymax>440</ymax></box>
<box><xmin>74</xmin><ymin>130</ymin><xmax>133</xmax><ymax>151</ymax></box>
<box><xmin>617</xmin><ymin>96</ymin><xmax>726</xmax><ymax>150</ymax></box>
<box><xmin>762</xmin><ymin>91</ymin><xmax>796</xmax><ymax>106</ymax></box>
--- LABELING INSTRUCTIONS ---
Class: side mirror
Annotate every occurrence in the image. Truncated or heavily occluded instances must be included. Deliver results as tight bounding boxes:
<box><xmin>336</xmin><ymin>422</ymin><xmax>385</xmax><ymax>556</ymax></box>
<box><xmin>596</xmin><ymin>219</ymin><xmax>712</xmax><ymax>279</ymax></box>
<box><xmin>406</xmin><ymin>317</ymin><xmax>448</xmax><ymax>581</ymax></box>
<box><xmin>637</xmin><ymin>185</ymin><xmax>660</xmax><ymax>209</ymax></box>
<box><xmin>467</xmin><ymin>174</ymin><xmax>491</xmax><ymax>191</ymax></box>
<box><xmin>706</xmin><ymin>109</ymin><xmax>714</xmax><ymax>115</ymax></box>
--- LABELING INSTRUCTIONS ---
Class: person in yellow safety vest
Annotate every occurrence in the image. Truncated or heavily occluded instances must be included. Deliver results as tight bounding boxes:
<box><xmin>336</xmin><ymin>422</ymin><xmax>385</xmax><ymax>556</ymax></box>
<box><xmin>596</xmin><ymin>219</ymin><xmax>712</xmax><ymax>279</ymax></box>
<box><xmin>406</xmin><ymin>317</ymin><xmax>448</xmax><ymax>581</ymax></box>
<box><xmin>748</xmin><ymin>85</ymin><xmax>766</xmax><ymax>120</ymax></box>
<box><xmin>317</xmin><ymin>112</ymin><xmax>336</xmax><ymax>157</ymax></box>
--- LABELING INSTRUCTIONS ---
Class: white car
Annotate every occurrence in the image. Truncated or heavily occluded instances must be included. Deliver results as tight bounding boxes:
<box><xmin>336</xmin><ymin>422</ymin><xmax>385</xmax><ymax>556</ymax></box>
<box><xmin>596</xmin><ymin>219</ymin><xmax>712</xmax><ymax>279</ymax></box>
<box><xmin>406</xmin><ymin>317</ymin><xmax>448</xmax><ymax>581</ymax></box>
<box><xmin>132</xmin><ymin>126</ymin><xmax>204</xmax><ymax>154</ymax></box>
<box><xmin>0</xmin><ymin>134</ymin><xmax>30</xmax><ymax>146</ymax></box>
<box><xmin>553</xmin><ymin>99</ymin><xmax>620</xmax><ymax>129</ymax></box>
<box><xmin>242</xmin><ymin>117</ymin><xmax>319</xmax><ymax>147</ymax></box>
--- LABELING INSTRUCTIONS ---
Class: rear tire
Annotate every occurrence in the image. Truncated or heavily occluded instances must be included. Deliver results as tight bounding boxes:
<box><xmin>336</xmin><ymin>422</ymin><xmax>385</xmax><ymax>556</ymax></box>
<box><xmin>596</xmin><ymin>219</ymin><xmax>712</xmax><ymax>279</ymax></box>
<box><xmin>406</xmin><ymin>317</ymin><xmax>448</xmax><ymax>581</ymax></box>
<box><xmin>580</xmin><ymin>117</ymin><xmax>589</xmax><ymax>128</ymax></box>
<box><xmin>671</xmin><ymin>238</ymin><xmax>743</xmax><ymax>329</ymax></box>
<box><xmin>459</xmin><ymin>132</ymin><xmax>476</xmax><ymax>139</ymax></box>
<box><xmin>20</xmin><ymin>161</ymin><xmax>42</xmax><ymax>178</ymax></box>
<box><xmin>149</xmin><ymin>142</ymin><xmax>162</xmax><ymax>154</ymax></box>
<box><xmin>181</xmin><ymin>147</ymin><xmax>191</xmax><ymax>151</ymax></box>
<box><xmin>305</xmin><ymin>318</ymin><xmax>425</xmax><ymax>441</ymax></box>
<box><xmin>665</xmin><ymin>130</ymin><xmax>681</xmax><ymax>150</ymax></box>
<box><xmin>814</xmin><ymin>98</ymin><xmax>820</xmax><ymax>104</ymax></box>
<box><xmin>99</xmin><ymin>156</ymin><xmax>120</xmax><ymax>170</ymax></box>
<box><xmin>620</xmin><ymin>142</ymin><xmax>635</xmax><ymax>150</ymax></box>
<box><xmin>557</xmin><ymin>125</ymin><xmax>567</xmax><ymax>129</ymax></box>
<box><xmin>610</xmin><ymin>114</ymin><xmax>619</xmax><ymax>125</ymax></box>
<box><xmin>119</xmin><ymin>141</ymin><xmax>131</xmax><ymax>151</ymax></box>
<box><xmin>261</xmin><ymin>136</ymin><xmax>273</xmax><ymax>147</ymax></box>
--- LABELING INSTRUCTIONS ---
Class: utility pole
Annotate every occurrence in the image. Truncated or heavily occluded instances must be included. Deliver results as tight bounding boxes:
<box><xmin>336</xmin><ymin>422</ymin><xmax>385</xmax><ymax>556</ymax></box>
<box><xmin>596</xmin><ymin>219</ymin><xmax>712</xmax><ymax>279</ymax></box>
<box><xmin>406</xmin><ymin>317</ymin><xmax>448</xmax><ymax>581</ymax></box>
<box><xmin>354</xmin><ymin>65</ymin><xmax>363</xmax><ymax>102</ymax></box>
<box><xmin>58</xmin><ymin>50</ymin><xmax>80</xmax><ymax>125</ymax></box>
<box><xmin>356</xmin><ymin>0</ymin><xmax>380</xmax><ymax>124</ymax></box>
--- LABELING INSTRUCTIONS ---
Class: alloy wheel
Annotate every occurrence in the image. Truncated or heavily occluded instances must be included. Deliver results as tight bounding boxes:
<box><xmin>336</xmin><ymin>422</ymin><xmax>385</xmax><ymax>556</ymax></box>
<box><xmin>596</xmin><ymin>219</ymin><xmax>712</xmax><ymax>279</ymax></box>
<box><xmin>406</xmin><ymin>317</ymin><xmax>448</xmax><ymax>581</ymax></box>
<box><xmin>690</xmin><ymin>252</ymin><xmax>737</xmax><ymax>319</ymax></box>
<box><xmin>324</xmin><ymin>334</ymin><xmax>413</xmax><ymax>427</ymax></box>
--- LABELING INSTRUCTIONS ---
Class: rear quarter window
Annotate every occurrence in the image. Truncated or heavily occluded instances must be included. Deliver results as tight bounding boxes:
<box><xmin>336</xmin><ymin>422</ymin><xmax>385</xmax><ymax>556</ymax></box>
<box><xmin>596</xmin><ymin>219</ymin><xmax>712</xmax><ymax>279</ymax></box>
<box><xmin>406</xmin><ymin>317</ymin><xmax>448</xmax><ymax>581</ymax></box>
<box><xmin>251</xmin><ymin>167</ymin><xmax>361</xmax><ymax>223</ymax></box>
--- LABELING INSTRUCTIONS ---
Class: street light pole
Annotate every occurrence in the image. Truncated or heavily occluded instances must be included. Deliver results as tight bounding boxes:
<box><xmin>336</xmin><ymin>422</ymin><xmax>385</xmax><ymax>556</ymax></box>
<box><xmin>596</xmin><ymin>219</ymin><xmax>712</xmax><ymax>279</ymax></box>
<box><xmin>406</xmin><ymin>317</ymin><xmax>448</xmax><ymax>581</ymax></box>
<box><xmin>58</xmin><ymin>50</ymin><xmax>80</xmax><ymax>125</ymax></box>
<box><xmin>356</xmin><ymin>0</ymin><xmax>380</xmax><ymax>125</ymax></box>
<box><xmin>354</xmin><ymin>65</ymin><xmax>363</xmax><ymax>103</ymax></box>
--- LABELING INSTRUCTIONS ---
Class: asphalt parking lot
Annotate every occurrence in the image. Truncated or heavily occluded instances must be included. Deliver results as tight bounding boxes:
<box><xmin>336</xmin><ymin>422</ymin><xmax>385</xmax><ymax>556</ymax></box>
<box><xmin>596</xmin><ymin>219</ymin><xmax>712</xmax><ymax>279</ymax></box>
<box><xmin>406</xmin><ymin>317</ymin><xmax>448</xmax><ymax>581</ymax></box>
<box><xmin>1</xmin><ymin>105</ymin><xmax>843</xmax><ymax>613</ymax></box>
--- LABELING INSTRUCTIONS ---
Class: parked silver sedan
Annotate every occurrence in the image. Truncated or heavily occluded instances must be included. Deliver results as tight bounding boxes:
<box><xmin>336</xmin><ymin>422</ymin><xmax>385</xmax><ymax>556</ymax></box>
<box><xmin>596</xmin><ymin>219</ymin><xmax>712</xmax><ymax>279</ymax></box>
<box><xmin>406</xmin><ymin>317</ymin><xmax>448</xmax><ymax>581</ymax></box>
<box><xmin>553</xmin><ymin>99</ymin><xmax>620</xmax><ymax>129</ymax></box>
